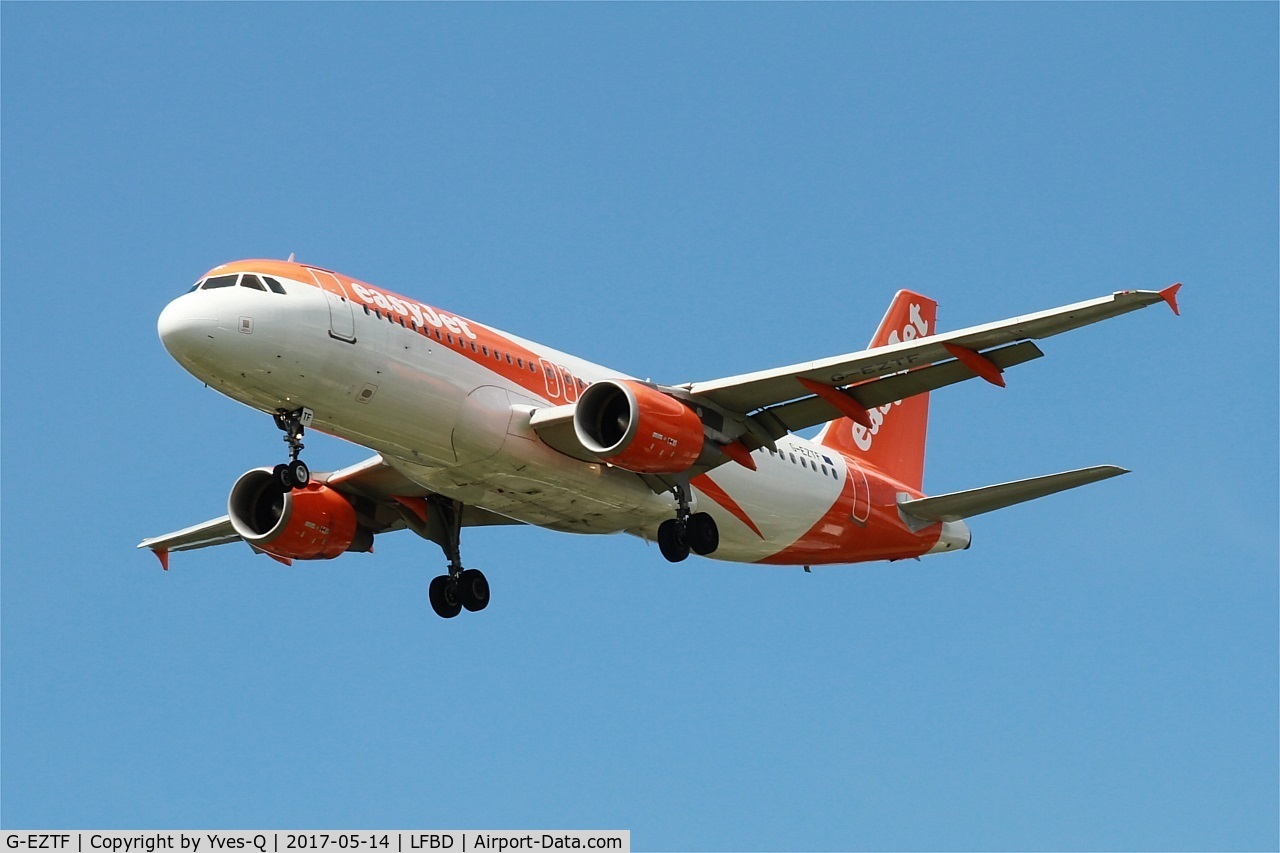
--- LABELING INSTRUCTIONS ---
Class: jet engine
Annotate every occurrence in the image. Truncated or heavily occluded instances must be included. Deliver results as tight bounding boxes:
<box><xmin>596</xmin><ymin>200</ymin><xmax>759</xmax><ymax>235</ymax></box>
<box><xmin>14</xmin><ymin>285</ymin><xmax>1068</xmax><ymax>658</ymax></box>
<box><xmin>573</xmin><ymin>379</ymin><xmax>705</xmax><ymax>474</ymax></box>
<box><xmin>228</xmin><ymin>467</ymin><xmax>373</xmax><ymax>560</ymax></box>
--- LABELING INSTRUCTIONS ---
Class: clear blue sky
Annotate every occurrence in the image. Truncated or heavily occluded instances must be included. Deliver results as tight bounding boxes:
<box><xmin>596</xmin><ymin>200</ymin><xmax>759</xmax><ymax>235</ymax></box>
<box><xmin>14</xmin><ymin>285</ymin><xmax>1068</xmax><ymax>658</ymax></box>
<box><xmin>3</xmin><ymin>4</ymin><xmax>1276</xmax><ymax>850</ymax></box>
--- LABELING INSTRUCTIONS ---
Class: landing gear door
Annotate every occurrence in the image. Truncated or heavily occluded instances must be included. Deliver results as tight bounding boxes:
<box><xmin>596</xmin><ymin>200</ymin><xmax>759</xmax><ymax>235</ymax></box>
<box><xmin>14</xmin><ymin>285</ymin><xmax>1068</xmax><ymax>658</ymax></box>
<box><xmin>306</xmin><ymin>268</ymin><xmax>357</xmax><ymax>343</ymax></box>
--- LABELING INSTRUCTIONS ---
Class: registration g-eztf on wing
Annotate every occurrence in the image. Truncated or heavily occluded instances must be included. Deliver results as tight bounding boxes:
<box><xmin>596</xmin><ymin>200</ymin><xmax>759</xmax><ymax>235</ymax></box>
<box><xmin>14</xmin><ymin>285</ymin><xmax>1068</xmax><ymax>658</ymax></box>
<box><xmin>141</xmin><ymin>259</ymin><xmax>1180</xmax><ymax>618</ymax></box>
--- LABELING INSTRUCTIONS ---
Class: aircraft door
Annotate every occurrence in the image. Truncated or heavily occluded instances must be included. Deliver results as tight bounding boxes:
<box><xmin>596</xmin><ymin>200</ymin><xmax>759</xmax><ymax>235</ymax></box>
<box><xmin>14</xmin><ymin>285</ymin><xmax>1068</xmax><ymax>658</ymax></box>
<box><xmin>849</xmin><ymin>460</ymin><xmax>871</xmax><ymax>525</ymax></box>
<box><xmin>539</xmin><ymin>358</ymin><xmax>562</xmax><ymax>399</ymax></box>
<box><xmin>307</xmin><ymin>268</ymin><xmax>356</xmax><ymax>343</ymax></box>
<box><xmin>559</xmin><ymin>366</ymin><xmax>579</xmax><ymax>402</ymax></box>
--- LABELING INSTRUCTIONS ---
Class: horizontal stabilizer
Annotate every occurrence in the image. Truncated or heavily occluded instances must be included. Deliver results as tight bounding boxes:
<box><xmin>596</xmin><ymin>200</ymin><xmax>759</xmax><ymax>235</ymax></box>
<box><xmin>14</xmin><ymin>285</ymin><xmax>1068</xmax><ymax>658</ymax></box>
<box><xmin>898</xmin><ymin>465</ymin><xmax>1128</xmax><ymax>523</ymax></box>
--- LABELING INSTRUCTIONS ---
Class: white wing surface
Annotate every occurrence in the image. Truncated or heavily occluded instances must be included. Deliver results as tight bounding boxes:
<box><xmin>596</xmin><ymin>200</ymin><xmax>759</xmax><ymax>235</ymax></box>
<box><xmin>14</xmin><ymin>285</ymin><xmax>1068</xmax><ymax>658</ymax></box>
<box><xmin>684</xmin><ymin>286</ymin><xmax>1180</xmax><ymax>417</ymax></box>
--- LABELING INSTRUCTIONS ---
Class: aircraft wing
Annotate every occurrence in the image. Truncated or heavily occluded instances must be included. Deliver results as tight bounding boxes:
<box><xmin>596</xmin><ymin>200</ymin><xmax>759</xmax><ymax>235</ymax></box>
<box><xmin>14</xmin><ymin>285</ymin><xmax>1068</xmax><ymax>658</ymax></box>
<box><xmin>138</xmin><ymin>454</ymin><xmax>520</xmax><ymax>568</ymax></box>
<box><xmin>682</xmin><ymin>286</ymin><xmax>1181</xmax><ymax>431</ymax></box>
<box><xmin>137</xmin><ymin>516</ymin><xmax>239</xmax><ymax>557</ymax></box>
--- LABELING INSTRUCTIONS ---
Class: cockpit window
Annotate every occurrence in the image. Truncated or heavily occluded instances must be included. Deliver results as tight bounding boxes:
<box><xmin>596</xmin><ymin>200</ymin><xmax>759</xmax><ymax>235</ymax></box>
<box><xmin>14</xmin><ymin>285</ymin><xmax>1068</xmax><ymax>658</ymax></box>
<box><xmin>188</xmin><ymin>280</ymin><xmax>203</xmax><ymax>292</ymax></box>
<box><xmin>196</xmin><ymin>272</ymin><xmax>289</xmax><ymax>293</ymax></box>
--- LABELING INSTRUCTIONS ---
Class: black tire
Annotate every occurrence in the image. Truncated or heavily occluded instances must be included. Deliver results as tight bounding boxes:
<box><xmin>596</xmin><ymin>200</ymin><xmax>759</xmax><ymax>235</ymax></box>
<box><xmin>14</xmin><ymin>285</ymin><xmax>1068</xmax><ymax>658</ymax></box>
<box><xmin>458</xmin><ymin>569</ymin><xmax>490</xmax><ymax>612</ymax></box>
<box><xmin>658</xmin><ymin>519</ymin><xmax>690</xmax><ymax>563</ymax></box>
<box><xmin>272</xmin><ymin>463</ymin><xmax>294</xmax><ymax>491</ymax></box>
<box><xmin>287</xmin><ymin>459</ymin><xmax>310</xmax><ymax>487</ymax></box>
<box><xmin>687</xmin><ymin>512</ymin><xmax>719</xmax><ymax>556</ymax></box>
<box><xmin>428</xmin><ymin>575</ymin><xmax>462</xmax><ymax>619</ymax></box>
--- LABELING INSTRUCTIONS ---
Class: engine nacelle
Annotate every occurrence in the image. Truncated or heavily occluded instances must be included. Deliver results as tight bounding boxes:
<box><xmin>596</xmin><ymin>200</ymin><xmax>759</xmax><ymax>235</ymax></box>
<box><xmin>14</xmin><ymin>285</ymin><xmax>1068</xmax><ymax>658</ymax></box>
<box><xmin>573</xmin><ymin>379</ymin><xmax>705</xmax><ymax>474</ymax></box>
<box><xmin>228</xmin><ymin>468</ymin><xmax>371</xmax><ymax>560</ymax></box>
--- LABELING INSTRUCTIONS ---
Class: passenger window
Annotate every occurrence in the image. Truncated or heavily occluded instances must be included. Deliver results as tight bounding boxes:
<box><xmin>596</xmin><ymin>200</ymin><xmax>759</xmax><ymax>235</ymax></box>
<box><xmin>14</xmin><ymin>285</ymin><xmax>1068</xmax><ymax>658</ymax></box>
<box><xmin>203</xmin><ymin>274</ymin><xmax>237</xmax><ymax>289</ymax></box>
<box><xmin>789</xmin><ymin>453</ymin><xmax>797</xmax><ymax>464</ymax></box>
<box><xmin>240</xmin><ymin>274</ymin><xmax>267</xmax><ymax>291</ymax></box>
<box><xmin>446</xmin><ymin>334</ymin><xmax>454</xmax><ymax>344</ymax></box>
<box><xmin>820</xmin><ymin>465</ymin><xmax>828</xmax><ymax>476</ymax></box>
<box><xmin>506</xmin><ymin>354</ymin><xmax>513</xmax><ymax>365</ymax></box>
<box><xmin>470</xmin><ymin>341</ymin><xmax>478</xmax><ymax>352</ymax></box>
<box><xmin>516</xmin><ymin>358</ymin><xmax>524</xmax><ymax>368</ymax></box>
<box><xmin>801</xmin><ymin>458</ymin><xmax>808</xmax><ymax>469</ymax></box>
<box><xmin>482</xmin><ymin>346</ymin><xmax>489</xmax><ymax>356</ymax></box>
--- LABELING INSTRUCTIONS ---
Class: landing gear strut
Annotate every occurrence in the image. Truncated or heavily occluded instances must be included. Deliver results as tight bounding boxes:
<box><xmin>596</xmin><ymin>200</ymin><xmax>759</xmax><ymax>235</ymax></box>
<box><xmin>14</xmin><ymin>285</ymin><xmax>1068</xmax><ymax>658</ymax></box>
<box><xmin>271</xmin><ymin>407</ymin><xmax>312</xmax><ymax>490</ymax></box>
<box><xmin>657</xmin><ymin>484</ymin><xmax>719</xmax><ymax>563</ymax></box>
<box><xmin>426</xmin><ymin>496</ymin><xmax>490</xmax><ymax>619</ymax></box>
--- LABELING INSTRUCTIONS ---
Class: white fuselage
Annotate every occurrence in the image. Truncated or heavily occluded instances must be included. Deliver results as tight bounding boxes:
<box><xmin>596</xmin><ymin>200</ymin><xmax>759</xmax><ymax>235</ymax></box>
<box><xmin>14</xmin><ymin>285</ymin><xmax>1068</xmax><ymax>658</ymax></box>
<box><xmin>158</xmin><ymin>269</ymin><xmax>876</xmax><ymax>563</ymax></box>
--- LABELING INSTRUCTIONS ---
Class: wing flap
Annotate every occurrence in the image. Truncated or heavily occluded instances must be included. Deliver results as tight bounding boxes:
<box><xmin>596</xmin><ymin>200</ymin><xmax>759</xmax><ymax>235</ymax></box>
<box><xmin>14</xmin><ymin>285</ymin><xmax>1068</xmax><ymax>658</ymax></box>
<box><xmin>898</xmin><ymin>465</ymin><xmax>1129</xmax><ymax>523</ymax></box>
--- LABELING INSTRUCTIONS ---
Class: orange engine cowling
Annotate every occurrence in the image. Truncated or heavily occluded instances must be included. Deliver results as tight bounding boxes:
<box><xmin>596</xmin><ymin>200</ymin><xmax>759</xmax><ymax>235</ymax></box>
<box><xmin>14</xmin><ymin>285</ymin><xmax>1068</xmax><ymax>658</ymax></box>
<box><xmin>227</xmin><ymin>468</ymin><xmax>372</xmax><ymax>560</ymax></box>
<box><xmin>573</xmin><ymin>379</ymin><xmax>705</xmax><ymax>474</ymax></box>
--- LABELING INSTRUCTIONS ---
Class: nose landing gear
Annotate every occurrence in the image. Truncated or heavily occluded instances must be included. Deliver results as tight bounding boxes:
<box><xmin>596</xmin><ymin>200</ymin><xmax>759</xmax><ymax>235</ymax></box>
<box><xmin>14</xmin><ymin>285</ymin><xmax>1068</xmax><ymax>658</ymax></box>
<box><xmin>657</xmin><ymin>484</ymin><xmax>719</xmax><ymax>563</ymax></box>
<box><xmin>272</xmin><ymin>407</ymin><xmax>312</xmax><ymax>490</ymax></box>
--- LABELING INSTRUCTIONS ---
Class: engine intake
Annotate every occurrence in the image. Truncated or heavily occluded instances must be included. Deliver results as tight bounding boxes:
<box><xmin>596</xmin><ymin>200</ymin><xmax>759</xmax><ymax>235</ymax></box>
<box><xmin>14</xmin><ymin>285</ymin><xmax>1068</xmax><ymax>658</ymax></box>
<box><xmin>228</xmin><ymin>468</ymin><xmax>372</xmax><ymax>560</ymax></box>
<box><xmin>573</xmin><ymin>379</ymin><xmax>705</xmax><ymax>474</ymax></box>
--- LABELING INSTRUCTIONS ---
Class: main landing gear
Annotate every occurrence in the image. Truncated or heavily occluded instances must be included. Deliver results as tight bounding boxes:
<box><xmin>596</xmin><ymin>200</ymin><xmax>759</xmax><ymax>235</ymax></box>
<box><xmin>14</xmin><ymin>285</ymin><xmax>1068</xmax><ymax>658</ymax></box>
<box><xmin>271</xmin><ymin>407</ymin><xmax>312</xmax><ymax>490</ymax></box>
<box><xmin>426</xmin><ymin>497</ymin><xmax>490</xmax><ymax>619</ymax></box>
<box><xmin>657</xmin><ymin>484</ymin><xmax>719</xmax><ymax>563</ymax></box>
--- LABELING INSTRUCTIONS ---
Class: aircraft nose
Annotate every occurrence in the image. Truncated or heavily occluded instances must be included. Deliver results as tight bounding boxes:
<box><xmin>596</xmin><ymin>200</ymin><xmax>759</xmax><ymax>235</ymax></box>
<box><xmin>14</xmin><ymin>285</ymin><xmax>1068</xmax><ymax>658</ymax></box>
<box><xmin>157</xmin><ymin>294</ymin><xmax>217</xmax><ymax>360</ymax></box>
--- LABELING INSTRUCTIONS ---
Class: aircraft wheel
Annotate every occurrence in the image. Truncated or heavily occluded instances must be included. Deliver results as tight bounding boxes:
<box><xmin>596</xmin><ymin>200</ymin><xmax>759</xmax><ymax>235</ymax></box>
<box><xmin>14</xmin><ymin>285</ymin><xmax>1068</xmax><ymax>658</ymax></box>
<box><xmin>428</xmin><ymin>575</ymin><xmax>462</xmax><ymax>619</ymax></box>
<box><xmin>687</xmin><ymin>512</ymin><xmax>719</xmax><ymax>556</ymax></box>
<box><xmin>658</xmin><ymin>519</ymin><xmax>690</xmax><ymax>563</ymax></box>
<box><xmin>287</xmin><ymin>459</ymin><xmax>310</xmax><ymax>487</ymax></box>
<box><xmin>272</xmin><ymin>463</ymin><xmax>294</xmax><ymax>490</ymax></box>
<box><xmin>458</xmin><ymin>569</ymin><xmax>490</xmax><ymax>612</ymax></box>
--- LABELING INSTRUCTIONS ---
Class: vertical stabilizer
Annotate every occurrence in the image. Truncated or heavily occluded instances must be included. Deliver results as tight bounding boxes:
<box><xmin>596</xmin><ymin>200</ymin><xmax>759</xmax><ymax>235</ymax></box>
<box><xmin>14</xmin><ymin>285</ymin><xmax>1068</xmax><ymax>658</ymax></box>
<box><xmin>817</xmin><ymin>290</ymin><xmax>937</xmax><ymax>491</ymax></box>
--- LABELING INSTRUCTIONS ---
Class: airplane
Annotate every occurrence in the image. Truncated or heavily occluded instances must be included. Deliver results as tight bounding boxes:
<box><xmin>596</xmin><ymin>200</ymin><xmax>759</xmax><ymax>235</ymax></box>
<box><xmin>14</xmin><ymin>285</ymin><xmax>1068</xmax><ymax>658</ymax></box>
<box><xmin>139</xmin><ymin>258</ymin><xmax>1181</xmax><ymax>618</ymax></box>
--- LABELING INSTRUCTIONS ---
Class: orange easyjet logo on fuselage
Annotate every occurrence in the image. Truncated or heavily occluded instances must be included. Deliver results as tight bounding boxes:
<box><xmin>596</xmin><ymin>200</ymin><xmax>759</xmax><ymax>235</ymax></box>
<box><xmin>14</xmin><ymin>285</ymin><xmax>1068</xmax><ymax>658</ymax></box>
<box><xmin>346</xmin><ymin>281</ymin><xmax>478</xmax><ymax>341</ymax></box>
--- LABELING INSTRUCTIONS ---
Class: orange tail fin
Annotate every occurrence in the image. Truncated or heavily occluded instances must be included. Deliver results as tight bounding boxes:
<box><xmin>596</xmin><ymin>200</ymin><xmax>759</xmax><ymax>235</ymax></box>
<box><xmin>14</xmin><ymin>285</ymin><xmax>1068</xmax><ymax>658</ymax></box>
<box><xmin>817</xmin><ymin>290</ymin><xmax>938</xmax><ymax>492</ymax></box>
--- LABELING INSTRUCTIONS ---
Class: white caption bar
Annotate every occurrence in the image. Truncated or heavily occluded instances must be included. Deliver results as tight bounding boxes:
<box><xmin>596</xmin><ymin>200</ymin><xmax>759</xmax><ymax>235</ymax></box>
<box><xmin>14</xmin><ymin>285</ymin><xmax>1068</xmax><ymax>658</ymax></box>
<box><xmin>3</xmin><ymin>833</ymin><xmax>628</xmax><ymax>853</ymax></box>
